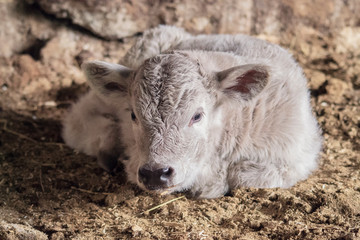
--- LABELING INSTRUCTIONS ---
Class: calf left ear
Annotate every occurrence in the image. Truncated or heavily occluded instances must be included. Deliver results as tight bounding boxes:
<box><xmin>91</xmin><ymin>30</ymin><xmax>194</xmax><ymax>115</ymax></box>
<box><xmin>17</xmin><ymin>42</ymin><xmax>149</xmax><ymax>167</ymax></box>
<box><xmin>217</xmin><ymin>64</ymin><xmax>269</xmax><ymax>101</ymax></box>
<box><xmin>82</xmin><ymin>60</ymin><xmax>133</xmax><ymax>98</ymax></box>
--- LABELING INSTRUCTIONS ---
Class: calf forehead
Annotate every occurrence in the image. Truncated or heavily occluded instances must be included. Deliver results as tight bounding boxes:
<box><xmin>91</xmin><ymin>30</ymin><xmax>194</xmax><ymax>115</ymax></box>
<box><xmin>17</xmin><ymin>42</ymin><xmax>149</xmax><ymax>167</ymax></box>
<box><xmin>133</xmin><ymin>53</ymin><xmax>203</xmax><ymax>124</ymax></box>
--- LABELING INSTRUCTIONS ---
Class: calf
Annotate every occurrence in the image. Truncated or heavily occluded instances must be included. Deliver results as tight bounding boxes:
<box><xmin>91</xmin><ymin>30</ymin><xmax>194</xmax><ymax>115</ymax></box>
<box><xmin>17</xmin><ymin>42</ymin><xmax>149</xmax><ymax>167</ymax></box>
<box><xmin>63</xmin><ymin>26</ymin><xmax>322</xmax><ymax>198</ymax></box>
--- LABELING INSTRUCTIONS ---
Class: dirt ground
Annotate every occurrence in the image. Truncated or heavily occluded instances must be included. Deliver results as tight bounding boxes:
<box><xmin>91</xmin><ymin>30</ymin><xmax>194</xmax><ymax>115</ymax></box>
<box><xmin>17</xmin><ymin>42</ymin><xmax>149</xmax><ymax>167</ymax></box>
<box><xmin>1</xmin><ymin>5</ymin><xmax>360</xmax><ymax>240</ymax></box>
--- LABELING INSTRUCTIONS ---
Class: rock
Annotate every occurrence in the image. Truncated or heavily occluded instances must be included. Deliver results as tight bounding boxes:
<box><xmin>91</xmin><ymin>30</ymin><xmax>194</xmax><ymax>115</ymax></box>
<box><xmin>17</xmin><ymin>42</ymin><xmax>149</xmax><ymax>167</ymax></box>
<box><xmin>131</xmin><ymin>225</ymin><xmax>143</xmax><ymax>232</ymax></box>
<box><xmin>11</xmin><ymin>55</ymin><xmax>42</xmax><ymax>89</ymax></box>
<box><xmin>104</xmin><ymin>187</ymin><xmax>135</xmax><ymax>206</ymax></box>
<box><xmin>27</xmin><ymin>0</ymin><xmax>158</xmax><ymax>40</ymax></box>
<box><xmin>308</xmin><ymin>70</ymin><xmax>327</xmax><ymax>90</ymax></box>
<box><xmin>23</xmin><ymin>77</ymin><xmax>52</xmax><ymax>95</ymax></box>
<box><xmin>16</xmin><ymin>55</ymin><xmax>41</xmax><ymax>78</ymax></box>
<box><xmin>50</xmin><ymin>232</ymin><xmax>65</xmax><ymax>240</ymax></box>
<box><xmin>0</xmin><ymin>0</ymin><xmax>54</xmax><ymax>57</ymax></box>
<box><xmin>325</xmin><ymin>78</ymin><xmax>352</xmax><ymax>104</ymax></box>
<box><xmin>28</xmin><ymin>0</ymin><xmax>360</xmax><ymax>39</ymax></box>
<box><xmin>0</xmin><ymin>220</ymin><xmax>48</xmax><ymax>240</ymax></box>
<box><xmin>335</xmin><ymin>27</ymin><xmax>360</xmax><ymax>54</ymax></box>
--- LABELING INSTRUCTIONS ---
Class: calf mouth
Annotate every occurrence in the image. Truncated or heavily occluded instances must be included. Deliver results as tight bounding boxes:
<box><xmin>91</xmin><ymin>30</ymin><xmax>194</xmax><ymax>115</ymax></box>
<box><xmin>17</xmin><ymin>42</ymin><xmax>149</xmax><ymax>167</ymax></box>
<box><xmin>143</xmin><ymin>183</ymin><xmax>182</xmax><ymax>195</ymax></box>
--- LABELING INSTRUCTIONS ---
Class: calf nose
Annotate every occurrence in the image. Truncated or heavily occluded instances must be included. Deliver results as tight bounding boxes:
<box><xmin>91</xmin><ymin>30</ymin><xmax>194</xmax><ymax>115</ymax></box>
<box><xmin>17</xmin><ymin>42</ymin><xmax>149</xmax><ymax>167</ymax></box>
<box><xmin>138</xmin><ymin>165</ymin><xmax>174</xmax><ymax>190</ymax></box>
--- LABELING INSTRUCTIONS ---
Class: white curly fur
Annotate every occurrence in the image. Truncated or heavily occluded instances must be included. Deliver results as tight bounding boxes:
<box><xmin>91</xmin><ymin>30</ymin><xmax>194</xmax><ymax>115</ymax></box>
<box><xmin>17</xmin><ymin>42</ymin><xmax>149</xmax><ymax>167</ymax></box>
<box><xmin>63</xmin><ymin>25</ymin><xmax>322</xmax><ymax>198</ymax></box>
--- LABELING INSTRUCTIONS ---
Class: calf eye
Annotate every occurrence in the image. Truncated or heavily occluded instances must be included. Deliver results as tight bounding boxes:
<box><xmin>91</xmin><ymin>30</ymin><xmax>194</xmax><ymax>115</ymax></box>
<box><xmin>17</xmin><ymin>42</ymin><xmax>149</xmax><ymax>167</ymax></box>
<box><xmin>131</xmin><ymin>111</ymin><xmax>137</xmax><ymax>122</ymax></box>
<box><xmin>189</xmin><ymin>112</ymin><xmax>203</xmax><ymax>126</ymax></box>
<box><xmin>193</xmin><ymin>113</ymin><xmax>202</xmax><ymax>122</ymax></box>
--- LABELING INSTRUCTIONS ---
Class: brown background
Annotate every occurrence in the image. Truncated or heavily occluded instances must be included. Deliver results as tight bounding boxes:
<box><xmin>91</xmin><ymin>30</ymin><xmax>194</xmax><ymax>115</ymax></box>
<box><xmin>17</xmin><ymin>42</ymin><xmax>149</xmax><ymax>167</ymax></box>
<box><xmin>0</xmin><ymin>0</ymin><xmax>359</xmax><ymax>239</ymax></box>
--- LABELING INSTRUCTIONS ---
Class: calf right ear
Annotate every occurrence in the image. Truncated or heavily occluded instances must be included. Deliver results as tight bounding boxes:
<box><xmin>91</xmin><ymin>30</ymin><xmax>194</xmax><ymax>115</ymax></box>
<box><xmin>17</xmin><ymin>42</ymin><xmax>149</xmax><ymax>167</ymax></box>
<box><xmin>82</xmin><ymin>60</ymin><xmax>133</xmax><ymax>98</ymax></box>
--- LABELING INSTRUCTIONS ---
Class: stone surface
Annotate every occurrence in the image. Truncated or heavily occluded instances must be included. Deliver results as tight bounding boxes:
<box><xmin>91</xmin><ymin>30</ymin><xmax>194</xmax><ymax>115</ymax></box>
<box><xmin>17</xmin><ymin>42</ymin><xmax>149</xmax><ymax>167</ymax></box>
<box><xmin>0</xmin><ymin>0</ymin><xmax>55</xmax><ymax>57</ymax></box>
<box><xmin>2</xmin><ymin>0</ymin><xmax>359</xmax><ymax>56</ymax></box>
<box><xmin>27</xmin><ymin>0</ymin><xmax>158</xmax><ymax>39</ymax></box>
<box><xmin>0</xmin><ymin>221</ymin><xmax>48</xmax><ymax>240</ymax></box>
<box><xmin>307</xmin><ymin>70</ymin><xmax>327</xmax><ymax>90</ymax></box>
<box><xmin>28</xmin><ymin>0</ymin><xmax>360</xmax><ymax>39</ymax></box>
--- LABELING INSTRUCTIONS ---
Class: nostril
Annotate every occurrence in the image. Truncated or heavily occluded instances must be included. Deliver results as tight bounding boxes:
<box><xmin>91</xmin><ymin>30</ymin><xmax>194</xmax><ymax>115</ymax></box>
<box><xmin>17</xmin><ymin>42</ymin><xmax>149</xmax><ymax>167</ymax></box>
<box><xmin>160</xmin><ymin>167</ymin><xmax>174</xmax><ymax>180</ymax></box>
<box><xmin>138</xmin><ymin>167</ymin><xmax>151</xmax><ymax>183</ymax></box>
<box><xmin>138</xmin><ymin>167</ymin><xmax>145</xmax><ymax>178</ymax></box>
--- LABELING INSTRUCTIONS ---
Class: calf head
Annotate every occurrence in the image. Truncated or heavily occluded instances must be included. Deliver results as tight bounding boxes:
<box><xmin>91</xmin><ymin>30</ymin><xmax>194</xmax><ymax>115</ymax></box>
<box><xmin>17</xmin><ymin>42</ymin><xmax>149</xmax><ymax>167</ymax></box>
<box><xmin>82</xmin><ymin>51</ymin><xmax>269</xmax><ymax>196</ymax></box>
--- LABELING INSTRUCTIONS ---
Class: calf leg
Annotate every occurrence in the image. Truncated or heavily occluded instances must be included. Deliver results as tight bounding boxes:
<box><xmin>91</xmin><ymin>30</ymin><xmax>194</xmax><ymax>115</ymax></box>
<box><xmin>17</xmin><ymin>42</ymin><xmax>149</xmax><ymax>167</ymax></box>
<box><xmin>227</xmin><ymin>158</ymin><xmax>287</xmax><ymax>189</ymax></box>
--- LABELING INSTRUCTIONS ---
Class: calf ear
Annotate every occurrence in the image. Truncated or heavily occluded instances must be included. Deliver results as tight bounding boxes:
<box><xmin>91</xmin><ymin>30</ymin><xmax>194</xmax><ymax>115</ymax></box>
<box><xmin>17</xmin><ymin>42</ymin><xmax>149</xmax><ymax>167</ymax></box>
<box><xmin>217</xmin><ymin>64</ymin><xmax>269</xmax><ymax>101</ymax></box>
<box><xmin>81</xmin><ymin>60</ymin><xmax>133</xmax><ymax>98</ymax></box>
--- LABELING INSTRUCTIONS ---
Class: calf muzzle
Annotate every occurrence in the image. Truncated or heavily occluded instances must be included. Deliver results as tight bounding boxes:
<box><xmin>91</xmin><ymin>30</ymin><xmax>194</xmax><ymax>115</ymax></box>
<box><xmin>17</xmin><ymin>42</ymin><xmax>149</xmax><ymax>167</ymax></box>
<box><xmin>138</xmin><ymin>165</ymin><xmax>174</xmax><ymax>190</ymax></box>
